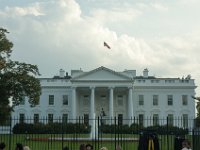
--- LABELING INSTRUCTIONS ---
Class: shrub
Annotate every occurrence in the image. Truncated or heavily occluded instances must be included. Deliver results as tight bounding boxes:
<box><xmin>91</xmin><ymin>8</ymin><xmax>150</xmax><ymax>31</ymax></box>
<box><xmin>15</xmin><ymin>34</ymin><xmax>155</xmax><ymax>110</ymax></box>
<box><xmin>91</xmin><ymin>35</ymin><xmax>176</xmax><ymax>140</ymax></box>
<box><xmin>145</xmin><ymin>125</ymin><xmax>188</xmax><ymax>135</ymax></box>
<box><xmin>130</xmin><ymin>123</ymin><xmax>143</xmax><ymax>134</ymax></box>
<box><xmin>12</xmin><ymin>122</ymin><xmax>90</xmax><ymax>134</ymax></box>
<box><xmin>194</xmin><ymin>118</ymin><xmax>200</xmax><ymax>127</ymax></box>
<box><xmin>99</xmin><ymin>124</ymin><xmax>130</xmax><ymax>134</ymax></box>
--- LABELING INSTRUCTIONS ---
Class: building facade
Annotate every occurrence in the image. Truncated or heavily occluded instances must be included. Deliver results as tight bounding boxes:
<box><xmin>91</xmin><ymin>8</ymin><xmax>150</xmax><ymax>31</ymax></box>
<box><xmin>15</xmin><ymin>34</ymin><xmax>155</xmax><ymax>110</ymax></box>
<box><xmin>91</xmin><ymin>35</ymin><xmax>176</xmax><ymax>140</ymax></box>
<box><xmin>12</xmin><ymin>66</ymin><xmax>196</xmax><ymax>127</ymax></box>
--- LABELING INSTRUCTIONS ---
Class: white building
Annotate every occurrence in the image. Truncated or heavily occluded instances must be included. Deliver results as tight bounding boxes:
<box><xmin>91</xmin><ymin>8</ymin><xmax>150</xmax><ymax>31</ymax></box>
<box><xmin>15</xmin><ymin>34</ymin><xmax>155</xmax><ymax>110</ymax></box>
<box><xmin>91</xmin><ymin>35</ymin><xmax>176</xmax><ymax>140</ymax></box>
<box><xmin>12</xmin><ymin>66</ymin><xmax>196</xmax><ymax>128</ymax></box>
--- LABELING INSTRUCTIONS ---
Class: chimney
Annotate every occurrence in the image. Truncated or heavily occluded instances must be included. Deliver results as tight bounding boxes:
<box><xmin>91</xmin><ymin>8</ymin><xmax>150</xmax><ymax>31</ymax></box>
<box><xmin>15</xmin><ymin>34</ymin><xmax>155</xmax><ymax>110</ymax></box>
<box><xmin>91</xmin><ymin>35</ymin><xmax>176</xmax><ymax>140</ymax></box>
<box><xmin>143</xmin><ymin>68</ymin><xmax>149</xmax><ymax>78</ymax></box>
<box><xmin>59</xmin><ymin>69</ymin><xmax>65</xmax><ymax>78</ymax></box>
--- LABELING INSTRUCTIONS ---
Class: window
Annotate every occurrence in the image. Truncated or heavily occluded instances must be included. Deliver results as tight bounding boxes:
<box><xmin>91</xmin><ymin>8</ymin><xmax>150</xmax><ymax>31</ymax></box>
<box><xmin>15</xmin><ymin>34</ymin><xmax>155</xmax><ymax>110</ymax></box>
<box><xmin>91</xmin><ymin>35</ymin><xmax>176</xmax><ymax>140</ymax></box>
<box><xmin>101</xmin><ymin>95</ymin><xmax>106</xmax><ymax>100</ymax></box>
<box><xmin>19</xmin><ymin>113</ymin><xmax>25</xmax><ymax>123</ymax></box>
<box><xmin>84</xmin><ymin>114</ymin><xmax>89</xmax><ymax>126</ymax></box>
<box><xmin>117</xmin><ymin>95</ymin><xmax>123</xmax><ymax>106</ymax></box>
<box><xmin>62</xmin><ymin>114</ymin><xmax>68</xmax><ymax>123</ymax></box>
<box><xmin>49</xmin><ymin>95</ymin><xmax>54</xmax><ymax>105</ymax></box>
<box><xmin>139</xmin><ymin>114</ymin><xmax>144</xmax><ymax>127</ymax></box>
<box><xmin>156</xmin><ymin>80</ymin><xmax>159</xmax><ymax>83</ymax></box>
<box><xmin>48</xmin><ymin>114</ymin><xmax>53</xmax><ymax>123</ymax></box>
<box><xmin>165</xmin><ymin>80</ymin><xmax>175</xmax><ymax>83</ymax></box>
<box><xmin>153</xmin><ymin>114</ymin><xmax>159</xmax><ymax>126</ymax></box>
<box><xmin>182</xmin><ymin>114</ymin><xmax>188</xmax><ymax>128</ymax></box>
<box><xmin>167</xmin><ymin>114</ymin><xmax>173</xmax><ymax>126</ymax></box>
<box><xmin>118</xmin><ymin>114</ymin><xmax>123</xmax><ymax>125</ymax></box>
<box><xmin>167</xmin><ymin>95</ymin><xmax>173</xmax><ymax>106</ymax></box>
<box><xmin>34</xmin><ymin>114</ymin><xmax>39</xmax><ymax>124</ymax></box>
<box><xmin>139</xmin><ymin>95</ymin><xmax>144</xmax><ymax>105</ymax></box>
<box><xmin>63</xmin><ymin>95</ymin><xmax>68</xmax><ymax>105</ymax></box>
<box><xmin>100</xmin><ymin>95</ymin><xmax>106</xmax><ymax>106</ymax></box>
<box><xmin>182</xmin><ymin>95</ymin><xmax>188</xmax><ymax>106</ymax></box>
<box><xmin>153</xmin><ymin>95</ymin><xmax>158</xmax><ymax>106</ymax></box>
<box><xmin>151</xmin><ymin>80</ymin><xmax>160</xmax><ymax>83</ymax></box>
<box><xmin>83</xmin><ymin>95</ymin><xmax>89</xmax><ymax>106</ymax></box>
<box><xmin>19</xmin><ymin>96</ymin><xmax>25</xmax><ymax>105</ymax></box>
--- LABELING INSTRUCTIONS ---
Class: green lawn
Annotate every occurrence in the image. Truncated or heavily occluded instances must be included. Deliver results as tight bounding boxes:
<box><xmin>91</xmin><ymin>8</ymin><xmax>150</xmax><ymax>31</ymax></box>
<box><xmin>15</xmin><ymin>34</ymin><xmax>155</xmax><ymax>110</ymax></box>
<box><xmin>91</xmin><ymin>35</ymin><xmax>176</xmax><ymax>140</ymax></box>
<box><xmin>0</xmin><ymin>133</ymin><xmax>192</xmax><ymax>150</ymax></box>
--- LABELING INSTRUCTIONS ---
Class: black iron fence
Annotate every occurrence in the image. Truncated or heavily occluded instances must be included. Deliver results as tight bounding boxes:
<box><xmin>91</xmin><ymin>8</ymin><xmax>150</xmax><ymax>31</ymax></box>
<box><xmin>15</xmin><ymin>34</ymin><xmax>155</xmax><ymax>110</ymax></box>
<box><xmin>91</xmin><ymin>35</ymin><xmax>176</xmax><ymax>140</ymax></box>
<box><xmin>0</xmin><ymin>117</ymin><xmax>200</xmax><ymax>150</ymax></box>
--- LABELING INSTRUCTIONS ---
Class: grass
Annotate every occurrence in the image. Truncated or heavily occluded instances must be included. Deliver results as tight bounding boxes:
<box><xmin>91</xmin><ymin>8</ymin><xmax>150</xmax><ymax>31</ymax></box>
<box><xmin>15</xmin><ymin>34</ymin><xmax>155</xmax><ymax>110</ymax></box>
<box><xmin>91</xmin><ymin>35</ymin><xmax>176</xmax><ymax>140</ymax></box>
<box><xmin>0</xmin><ymin>133</ymin><xmax>193</xmax><ymax>150</ymax></box>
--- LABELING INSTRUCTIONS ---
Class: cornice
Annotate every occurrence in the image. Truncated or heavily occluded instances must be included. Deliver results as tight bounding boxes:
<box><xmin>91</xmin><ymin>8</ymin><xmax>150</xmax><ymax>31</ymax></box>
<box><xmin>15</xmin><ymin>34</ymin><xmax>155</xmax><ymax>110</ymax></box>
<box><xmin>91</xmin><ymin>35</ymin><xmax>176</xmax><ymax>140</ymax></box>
<box><xmin>71</xmin><ymin>80</ymin><xmax>132</xmax><ymax>83</ymax></box>
<box><xmin>134</xmin><ymin>86</ymin><xmax>197</xmax><ymax>89</ymax></box>
<box><xmin>41</xmin><ymin>86</ymin><xmax>69</xmax><ymax>89</ymax></box>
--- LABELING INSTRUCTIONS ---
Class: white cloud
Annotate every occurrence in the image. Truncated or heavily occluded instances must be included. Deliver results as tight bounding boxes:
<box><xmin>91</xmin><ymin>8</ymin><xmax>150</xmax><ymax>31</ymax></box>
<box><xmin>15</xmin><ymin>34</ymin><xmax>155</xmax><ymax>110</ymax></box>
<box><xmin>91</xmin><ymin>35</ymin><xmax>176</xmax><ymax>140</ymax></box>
<box><xmin>89</xmin><ymin>7</ymin><xmax>141</xmax><ymax>25</ymax></box>
<box><xmin>136</xmin><ymin>2</ymin><xmax>168</xmax><ymax>12</ymax></box>
<box><xmin>151</xmin><ymin>3</ymin><xmax>168</xmax><ymax>12</ymax></box>
<box><xmin>0</xmin><ymin>0</ymin><xmax>200</xmax><ymax>96</ymax></box>
<box><xmin>4</xmin><ymin>4</ymin><xmax>44</xmax><ymax>17</ymax></box>
<box><xmin>178</xmin><ymin>0</ymin><xmax>199</xmax><ymax>5</ymax></box>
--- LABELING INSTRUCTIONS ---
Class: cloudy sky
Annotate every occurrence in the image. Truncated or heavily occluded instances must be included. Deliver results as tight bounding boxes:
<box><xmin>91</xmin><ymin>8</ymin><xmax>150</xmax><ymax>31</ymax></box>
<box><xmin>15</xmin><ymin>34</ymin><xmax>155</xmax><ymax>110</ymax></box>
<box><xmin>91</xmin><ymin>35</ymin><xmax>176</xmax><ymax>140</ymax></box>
<box><xmin>0</xmin><ymin>0</ymin><xmax>200</xmax><ymax>96</ymax></box>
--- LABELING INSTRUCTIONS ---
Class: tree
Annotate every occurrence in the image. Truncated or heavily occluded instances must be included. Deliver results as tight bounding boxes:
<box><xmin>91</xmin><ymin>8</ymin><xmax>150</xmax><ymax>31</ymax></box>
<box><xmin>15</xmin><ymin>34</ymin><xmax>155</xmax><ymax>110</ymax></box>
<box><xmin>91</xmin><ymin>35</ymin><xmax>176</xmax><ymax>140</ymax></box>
<box><xmin>0</xmin><ymin>28</ymin><xmax>41</xmax><ymax>124</ymax></box>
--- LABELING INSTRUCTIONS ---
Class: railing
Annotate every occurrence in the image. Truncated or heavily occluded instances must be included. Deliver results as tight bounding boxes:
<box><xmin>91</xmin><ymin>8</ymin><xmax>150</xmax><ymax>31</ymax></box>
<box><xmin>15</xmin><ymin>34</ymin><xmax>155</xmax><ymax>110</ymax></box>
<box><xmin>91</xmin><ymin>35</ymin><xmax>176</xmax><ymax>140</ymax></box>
<box><xmin>0</xmin><ymin>117</ymin><xmax>200</xmax><ymax>150</ymax></box>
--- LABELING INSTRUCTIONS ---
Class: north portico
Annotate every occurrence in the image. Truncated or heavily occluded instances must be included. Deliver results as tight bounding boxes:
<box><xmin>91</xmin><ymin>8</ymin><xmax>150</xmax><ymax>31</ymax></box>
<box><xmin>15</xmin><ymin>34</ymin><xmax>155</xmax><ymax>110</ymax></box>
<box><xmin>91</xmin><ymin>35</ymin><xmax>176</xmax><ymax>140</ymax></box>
<box><xmin>12</xmin><ymin>66</ymin><xmax>196</xmax><ymax>128</ymax></box>
<box><xmin>70</xmin><ymin>66</ymin><xmax>134</xmax><ymax>124</ymax></box>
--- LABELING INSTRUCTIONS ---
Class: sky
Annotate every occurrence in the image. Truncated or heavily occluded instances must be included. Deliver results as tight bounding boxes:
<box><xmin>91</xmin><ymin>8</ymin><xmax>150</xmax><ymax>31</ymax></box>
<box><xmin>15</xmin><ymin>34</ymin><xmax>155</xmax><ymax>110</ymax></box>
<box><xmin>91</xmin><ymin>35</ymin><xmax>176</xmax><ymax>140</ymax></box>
<box><xmin>0</xmin><ymin>0</ymin><xmax>200</xmax><ymax>97</ymax></box>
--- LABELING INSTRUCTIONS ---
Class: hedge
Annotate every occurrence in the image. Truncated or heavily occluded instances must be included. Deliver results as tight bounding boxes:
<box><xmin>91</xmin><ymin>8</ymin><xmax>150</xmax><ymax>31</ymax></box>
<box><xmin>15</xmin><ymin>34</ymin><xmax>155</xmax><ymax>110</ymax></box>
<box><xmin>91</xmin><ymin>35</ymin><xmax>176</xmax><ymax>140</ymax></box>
<box><xmin>13</xmin><ymin>122</ymin><xmax>91</xmax><ymax>134</ymax></box>
<box><xmin>12</xmin><ymin>122</ymin><xmax>188</xmax><ymax>135</ymax></box>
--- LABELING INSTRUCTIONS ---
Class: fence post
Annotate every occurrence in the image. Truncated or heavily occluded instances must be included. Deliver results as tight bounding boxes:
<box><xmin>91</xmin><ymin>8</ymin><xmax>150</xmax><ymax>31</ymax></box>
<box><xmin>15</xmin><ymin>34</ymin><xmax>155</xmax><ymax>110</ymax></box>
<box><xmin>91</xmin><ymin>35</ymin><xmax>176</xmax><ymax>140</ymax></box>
<box><xmin>8</xmin><ymin>116</ymin><xmax>12</xmax><ymax>150</ymax></box>
<box><xmin>193</xmin><ymin>127</ymin><xmax>200</xmax><ymax>150</ymax></box>
<box><xmin>167</xmin><ymin>116</ymin><xmax>169</xmax><ymax>150</ymax></box>
<box><xmin>192</xmin><ymin>128</ymin><xmax>195</xmax><ymax>150</ymax></box>
<box><xmin>61</xmin><ymin>116</ymin><xmax>64</xmax><ymax>150</ymax></box>
<box><xmin>114</xmin><ymin>116</ymin><xmax>117</xmax><ymax>150</ymax></box>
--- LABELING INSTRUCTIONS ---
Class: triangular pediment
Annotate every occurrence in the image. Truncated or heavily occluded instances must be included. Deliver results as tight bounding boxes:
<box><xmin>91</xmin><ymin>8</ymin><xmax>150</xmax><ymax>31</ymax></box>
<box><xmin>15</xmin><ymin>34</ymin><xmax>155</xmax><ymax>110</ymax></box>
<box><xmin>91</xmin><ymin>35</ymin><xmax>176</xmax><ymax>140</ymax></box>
<box><xmin>71</xmin><ymin>66</ymin><xmax>131</xmax><ymax>81</ymax></box>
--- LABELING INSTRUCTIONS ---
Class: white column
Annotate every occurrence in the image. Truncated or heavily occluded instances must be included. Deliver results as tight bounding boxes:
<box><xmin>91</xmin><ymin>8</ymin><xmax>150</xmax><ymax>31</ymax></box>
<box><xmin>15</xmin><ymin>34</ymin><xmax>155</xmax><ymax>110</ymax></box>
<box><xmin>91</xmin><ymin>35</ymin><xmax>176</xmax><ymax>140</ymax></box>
<box><xmin>128</xmin><ymin>86</ymin><xmax>133</xmax><ymax>125</ymax></box>
<box><xmin>90</xmin><ymin>87</ymin><xmax>95</xmax><ymax>120</ymax></box>
<box><xmin>71</xmin><ymin>87</ymin><xmax>77</xmax><ymax>122</ymax></box>
<box><xmin>109</xmin><ymin>87</ymin><xmax>114</xmax><ymax>124</ymax></box>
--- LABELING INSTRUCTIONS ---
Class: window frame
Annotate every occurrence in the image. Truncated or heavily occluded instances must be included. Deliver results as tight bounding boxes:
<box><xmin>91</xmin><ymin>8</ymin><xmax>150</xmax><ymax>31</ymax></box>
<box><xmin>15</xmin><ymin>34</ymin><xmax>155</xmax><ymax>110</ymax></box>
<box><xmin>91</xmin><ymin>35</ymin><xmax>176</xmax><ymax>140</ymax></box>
<box><xmin>118</xmin><ymin>114</ymin><xmax>123</xmax><ymax>125</ymax></box>
<box><xmin>153</xmin><ymin>114</ymin><xmax>159</xmax><ymax>126</ymax></box>
<box><xmin>182</xmin><ymin>95</ymin><xmax>188</xmax><ymax>106</ymax></box>
<box><xmin>48</xmin><ymin>114</ymin><xmax>53</xmax><ymax>123</ymax></box>
<box><xmin>49</xmin><ymin>95</ymin><xmax>54</xmax><ymax>105</ymax></box>
<box><xmin>117</xmin><ymin>95</ymin><xmax>124</xmax><ymax>106</ymax></box>
<box><xmin>84</xmin><ymin>114</ymin><xmax>89</xmax><ymax>126</ymax></box>
<box><xmin>63</xmin><ymin>95</ymin><xmax>68</xmax><ymax>105</ymax></box>
<box><xmin>62</xmin><ymin>114</ymin><xmax>68</xmax><ymax>123</ymax></box>
<box><xmin>153</xmin><ymin>95</ymin><xmax>158</xmax><ymax>106</ymax></box>
<box><xmin>139</xmin><ymin>95</ymin><xmax>144</xmax><ymax>106</ymax></box>
<box><xmin>139</xmin><ymin>114</ymin><xmax>144</xmax><ymax>127</ymax></box>
<box><xmin>167</xmin><ymin>95</ymin><xmax>173</xmax><ymax>106</ymax></box>
<box><xmin>19</xmin><ymin>113</ymin><xmax>25</xmax><ymax>123</ymax></box>
<box><xmin>83</xmin><ymin>95</ymin><xmax>89</xmax><ymax>106</ymax></box>
<box><xmin>182</xmin><ymin>114</ymin><xmax>188</xmax><ymax>128</ymax></box>
<box><xmin>167</xmin><ymin>114</ymin><xmax>174</xmax><ymax>126</ymax></box>
<box><xmin>34</xmin><ymin>114</ymin><xmax>39</xmax><ymax>124</ymax></box>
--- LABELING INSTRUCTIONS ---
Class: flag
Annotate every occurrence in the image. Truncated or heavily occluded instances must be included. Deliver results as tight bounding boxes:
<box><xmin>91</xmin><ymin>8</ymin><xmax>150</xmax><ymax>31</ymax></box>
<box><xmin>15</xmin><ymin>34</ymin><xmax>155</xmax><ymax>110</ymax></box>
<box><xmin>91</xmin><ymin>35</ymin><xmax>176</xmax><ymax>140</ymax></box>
<box><xmin>104</xmin><ymin>42</ymin><xmax>111</xmax><ymax>49</ymax></box>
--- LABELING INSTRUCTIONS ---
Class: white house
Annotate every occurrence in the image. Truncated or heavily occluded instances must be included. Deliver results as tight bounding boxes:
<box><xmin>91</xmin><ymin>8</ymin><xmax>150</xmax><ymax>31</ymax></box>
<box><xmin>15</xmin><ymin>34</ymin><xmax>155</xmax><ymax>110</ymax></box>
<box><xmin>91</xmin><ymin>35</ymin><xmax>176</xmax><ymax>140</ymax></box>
<box><xmin>12</xmin><ymin>66</ymin><xmax>196</xmax><ymax>128</ymax></box>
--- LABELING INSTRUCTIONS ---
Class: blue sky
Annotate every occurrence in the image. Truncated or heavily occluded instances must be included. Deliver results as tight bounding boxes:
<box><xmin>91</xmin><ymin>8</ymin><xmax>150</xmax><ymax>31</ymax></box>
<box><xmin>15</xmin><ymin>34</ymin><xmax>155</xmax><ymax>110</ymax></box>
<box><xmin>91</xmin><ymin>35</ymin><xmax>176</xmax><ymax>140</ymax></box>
<box><xmin>0</xmin><ymin>0</ymin><xmax>200</xmax><ymax>96</ymax></box>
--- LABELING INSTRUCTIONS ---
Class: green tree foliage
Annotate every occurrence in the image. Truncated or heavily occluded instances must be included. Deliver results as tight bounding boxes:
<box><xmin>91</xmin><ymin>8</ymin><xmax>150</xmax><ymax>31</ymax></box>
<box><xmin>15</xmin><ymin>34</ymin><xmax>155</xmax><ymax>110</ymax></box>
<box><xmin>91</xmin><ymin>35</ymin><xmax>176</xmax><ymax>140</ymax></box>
<box><xmin>0</xmin><ymin>28</ymin><xmax>41</xmax><ymax>124</ymax></box>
